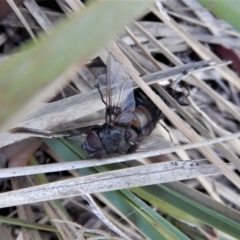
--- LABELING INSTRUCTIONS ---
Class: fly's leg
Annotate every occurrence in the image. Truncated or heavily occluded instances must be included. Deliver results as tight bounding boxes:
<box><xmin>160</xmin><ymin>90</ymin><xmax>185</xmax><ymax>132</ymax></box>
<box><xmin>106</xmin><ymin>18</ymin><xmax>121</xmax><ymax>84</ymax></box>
<box><xmin>95</xmin><ymin>83</ymin><xmax>111</xmax><ymax>127</ymax></box>
<box><xmin>159</xmin><ymin>122</ymin><xmax>172</xmax><ymax>142</ymax></box>
<box><xmin>158</xmin><ymin>113</ymin><xmax>173</xmax><ymax>142</ymax></box>
<box><xmin>95</xmin><ymin>84</ymin><xmax>107</xmax><ymax>106</ymax></box>
<box><xmin>180</xmin><ymin>82</ymin><xmax>190</xmax><ymax>97</ymax></box>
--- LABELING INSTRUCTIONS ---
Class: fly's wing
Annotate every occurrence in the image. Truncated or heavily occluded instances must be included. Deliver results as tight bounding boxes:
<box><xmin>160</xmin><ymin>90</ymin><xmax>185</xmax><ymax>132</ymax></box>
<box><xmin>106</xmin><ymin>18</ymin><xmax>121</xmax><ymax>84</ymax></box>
<box><xmin>9</xmin><ymin>127</ymin><xmax>86</xmax><ymax>140</ymax></box>
<box><xmin>97</xmin><ymin>54</ymin><xmax>135</xmax><ymax>112</ymax></box>
<box><xmin>107</xmin><ymin>54</ymin><xmax>135</xmax><ymax>112</ymax></box>
<box><xmin>137</xmin><ymin>134</ymin><xmax>173</xmax><ymax>151</ymax></box>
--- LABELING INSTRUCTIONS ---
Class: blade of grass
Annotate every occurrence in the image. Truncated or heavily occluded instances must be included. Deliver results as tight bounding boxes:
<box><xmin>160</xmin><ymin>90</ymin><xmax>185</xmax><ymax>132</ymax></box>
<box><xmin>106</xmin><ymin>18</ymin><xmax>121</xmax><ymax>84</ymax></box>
<box><xmin>0</xmin><ymin>215</ymin><xmax>58</xmax><ymax>233</ymax></box>
<box><xmin>0</xmin><ymin>0</ymin><xmax>154</xmax><ymax>129</ymax></box>
<box><xmin>198</xmin><ymin>0</ymin><xmax>240</xmax><ymax>32</ymax></box>
<box><xmin>132</xmin><ymin>184</ymin><xmax>240</xmax><ymax>239</ymax></box>
<box><xmin>121</xmin><ymin>189</ymin><xmax>191</xmax><ymax>240</ymax></box>
<box><xmin>102</xmin><ymin>190</ymin><xmax>180</xmax><ymax>240</ymax></box>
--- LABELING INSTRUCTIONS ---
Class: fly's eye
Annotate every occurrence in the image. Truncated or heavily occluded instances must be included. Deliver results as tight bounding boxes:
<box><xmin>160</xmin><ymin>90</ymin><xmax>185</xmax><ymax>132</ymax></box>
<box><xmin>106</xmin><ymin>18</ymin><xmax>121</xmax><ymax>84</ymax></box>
<box><xmin>83</xmin><ymin>131</ymin><xmax>103</xmax><ymax>153</ymax></box>
<box><xmin>82</xmin><ymin>131</ymin><xmax>106</xmax><ymax>159</ymax></box>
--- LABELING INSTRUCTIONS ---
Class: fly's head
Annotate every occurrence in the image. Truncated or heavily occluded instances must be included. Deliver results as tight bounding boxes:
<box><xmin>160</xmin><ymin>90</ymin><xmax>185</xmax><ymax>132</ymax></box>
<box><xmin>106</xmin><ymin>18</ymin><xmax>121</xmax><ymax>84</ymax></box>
<box><xmin>82</xmin><ymin>131</ymin><xmax>105</xmax><ymax>159</ymax></box>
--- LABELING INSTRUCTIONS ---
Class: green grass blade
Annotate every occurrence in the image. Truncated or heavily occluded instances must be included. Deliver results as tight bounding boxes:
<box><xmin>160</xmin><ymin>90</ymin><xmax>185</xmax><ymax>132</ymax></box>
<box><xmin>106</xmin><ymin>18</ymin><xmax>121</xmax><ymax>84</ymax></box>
<box><xmin>0</xmin><ymin>0</ymin><xmax>154</xmax><ymax>127</ymax></box>
<box><xmin>121</xmin><ymin>189</ymin><xmax>191</xmax><ymax>240</ymax></box>
<box><xmin>0</xmin><ymin>215</ymin><xmax>58</xmax><ymax>233</ymax></box>
<box><xmin>132</xmin><ymin>184</ymin><xmax>240</xmax><ymax>239</ymax></box>
<box><xmin>103</xmin><ymin>191</ymin><xmax>168</xmax><ymax>239</ymax></box>
<box><xmin>198</xmin><ymin>0</ymin><xmax>240</xmax><ymax>32</ymax></box>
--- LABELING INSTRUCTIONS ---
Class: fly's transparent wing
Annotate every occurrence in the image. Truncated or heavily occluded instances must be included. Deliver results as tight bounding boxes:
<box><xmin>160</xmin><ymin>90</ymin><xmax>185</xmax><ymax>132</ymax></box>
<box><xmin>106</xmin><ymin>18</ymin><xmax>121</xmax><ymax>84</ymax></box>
<box><xmin>96</xmin><ymin>74</ymin><xmax>107</xmax><ymax>86</ymax></box>
<box><xmin>97</xmin><ymin>54</ymin><xmax>134</xmax><ymax>112</ymax></box>
<box><xmin>107</xmin><ymin>54</ymin><xmax>135</xmax><ymax>112</ymax></box>
<box><xmin>9</xmin><ymin>127</ymin><xmax>86</xmax><ymax>140</ymax></box>
<box><xmin>137</xmin><ymin>135</ymin><xmax>173</xmax><ymax>151</ymax></box>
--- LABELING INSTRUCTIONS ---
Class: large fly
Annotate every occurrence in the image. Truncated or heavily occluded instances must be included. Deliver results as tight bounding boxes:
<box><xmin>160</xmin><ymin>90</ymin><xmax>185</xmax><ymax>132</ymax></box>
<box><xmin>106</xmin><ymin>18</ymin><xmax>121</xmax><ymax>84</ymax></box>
<box><xmin>82</xmin><ymin>54</ymin><xmax>138</xmax><ymax>158</ymax></box>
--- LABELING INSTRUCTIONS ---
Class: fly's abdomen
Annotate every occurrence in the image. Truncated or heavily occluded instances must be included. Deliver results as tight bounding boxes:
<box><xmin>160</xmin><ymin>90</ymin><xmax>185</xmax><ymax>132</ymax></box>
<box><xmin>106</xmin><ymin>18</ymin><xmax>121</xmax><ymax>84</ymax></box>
<box><xmin>132</xmin><ymin>106</ymin><xmax>153</xmax><ymax>136</ymax></box>
<box><xmin>132</xmin><ymin>88</ymin><xmax>161</xmax><ymax>137</ymax></box>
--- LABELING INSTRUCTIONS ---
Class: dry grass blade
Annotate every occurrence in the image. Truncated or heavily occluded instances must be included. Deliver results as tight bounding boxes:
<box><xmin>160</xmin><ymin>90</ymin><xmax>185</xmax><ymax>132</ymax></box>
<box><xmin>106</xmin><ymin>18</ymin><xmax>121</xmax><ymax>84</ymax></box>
<box><xmin>6</xmin><ymin>0</ymin><xmax>37</xmax><ymax>41</ymax></box>
<box><xmin>11</xmin><ymin>177</ymin><xmax>41</xmax><ymax>240</ymax></box>
<box><xmin>166</xmin><ymin>10</ymin><xmax>240</xmax><ymax>38</ymax></box>
<box><xmin>188</xmin><ymin>96</ymin><xmax>240</xmax><ymax>156</ymax></box>
<box><xmin>151</xmin><ymin>6</ymin><xmax>240</xmax><ymax>90</ymax></box>
<box><xmin>132</xmin><ymin>18</ymin><xmax>240</xmax><ymax>121</ymax></box>
<box><xmin>42</xmin><ymin>201</ymin><xmax>78</xmax><ymax>240</ymax></box>
<box><xmin>0</xmin><ymin>226</ymin><xmax>12</xmax><ymax>240</ymax></box>
<box><xmin>1</xmin><ymin>132</ymin><xmax>240</xmax><ymax>178</ymax></box>
<box><xmin>0</xmin><ymin>160</ymin><xmax>222</xmax><ymax>208</ymax></box>
<box><xmin>23</xmin><ymin>0</ymin><xmax>53</xmax><ymax>34</ymax></box>
<box><xmin>0</xmin><ymin>7</ymin><xmax>63</xmax><ymax>29</ymax></box>
<box><xmin>210</xmin><ymin>177</ymin><xmax>240</xmax><ymax>208</ymax></box>
<box><xmin>82</xmin><ymin>194</ymin><xmax>131</xmax><ymax>240</ymax></box>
